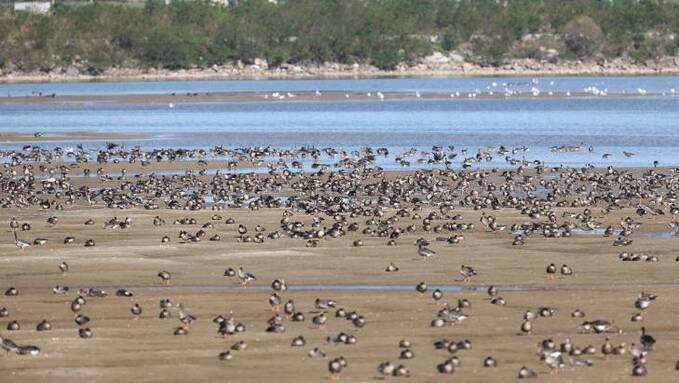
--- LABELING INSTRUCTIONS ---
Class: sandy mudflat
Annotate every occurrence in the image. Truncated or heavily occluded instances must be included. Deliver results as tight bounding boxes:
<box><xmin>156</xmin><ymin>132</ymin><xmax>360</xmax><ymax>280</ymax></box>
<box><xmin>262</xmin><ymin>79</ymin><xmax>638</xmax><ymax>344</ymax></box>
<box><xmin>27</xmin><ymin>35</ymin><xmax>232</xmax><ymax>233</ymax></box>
<box><xmin>1</xmin><ymin>169</ymin><xmax>679</xmax><ymax>383</ymax></box>
<box><xmin>0</xmin><ymin>131</ymin><xmax>148</xmax><ymax>143</ymax></box>
<box><xmin>0</xmin><ymin>90</ymin><xmax>670</xmax><ymax>106</ymax></box>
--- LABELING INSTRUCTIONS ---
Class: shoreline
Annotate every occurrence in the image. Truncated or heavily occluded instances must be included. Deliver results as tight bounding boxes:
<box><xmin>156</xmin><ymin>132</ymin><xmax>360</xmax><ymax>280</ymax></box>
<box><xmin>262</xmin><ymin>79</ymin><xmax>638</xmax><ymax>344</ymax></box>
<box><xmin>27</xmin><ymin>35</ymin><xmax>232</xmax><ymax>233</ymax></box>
<box><xmin>0</xmin><ymin>90</ymin><xmax>671</xmax><ymax>106</ymax></box>
<box><xmin>2</xmin><ymin>58</ymin><xmax>679</xmax><ymax>85</ymax></box>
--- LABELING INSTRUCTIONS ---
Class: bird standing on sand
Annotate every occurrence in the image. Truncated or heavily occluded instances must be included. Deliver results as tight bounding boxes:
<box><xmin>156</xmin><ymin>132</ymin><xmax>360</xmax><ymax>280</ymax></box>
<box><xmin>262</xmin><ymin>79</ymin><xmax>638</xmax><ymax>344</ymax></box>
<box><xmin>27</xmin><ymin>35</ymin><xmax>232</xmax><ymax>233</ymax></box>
<box><xmin>518</xmin><ymin>366</ymin><xmax>537</xmax><ymax>378</ymax></box>
<box><xmin>418</xmin><ymin>245</ymin><xmax>436</xmax><ymax>259</ymax></box>
<box><xmin>59</xmin><ymin>262</ymin><xmax>69</xmax><ymax>273</ymax></box>
<box><xmin>328</xmin><ymin>357</ymin><xmax>346</xmax><ymax>380</ymax></box>
<box><xmin>237</xmin><ymin>266</ymin><xmax>256</xmax><ymax>287</ymax></box>
<box><xmin>14</xmin><ymin>231</ymin><xmax>30</xmax><ymax>250</ymax></box>
<box><xmin>460</xmin><ymin>265</ymin><xmax>477</xmax><ymax>282</ymax></box>
<box><xmin>640</xmin><ymin>327</ymin><xmax>655</xmax><ymax>350</ymax></box>
<box><xmin>131</xmin><ymin>303</ymin><xmax>142</xmax><ymax>319</ymax></box>
<box><xmin>158</xmin><ymin>271</ymin><xmax>171</xmax><ymax>285</ymax></box>
<box><xmin>269</xmin><ymin>293</ymin><xmax>281</xmax><ymax>312</ymax></box>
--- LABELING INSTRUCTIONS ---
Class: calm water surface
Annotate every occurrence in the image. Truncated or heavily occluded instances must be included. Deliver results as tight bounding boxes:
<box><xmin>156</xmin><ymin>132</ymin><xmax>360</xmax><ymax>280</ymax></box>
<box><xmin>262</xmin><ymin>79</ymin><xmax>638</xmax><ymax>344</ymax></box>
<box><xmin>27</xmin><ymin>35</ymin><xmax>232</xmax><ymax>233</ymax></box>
<box><xmin>1</xmin><ymin>76</ymin><xmax>678</xmax><ymax>169</ymax></box>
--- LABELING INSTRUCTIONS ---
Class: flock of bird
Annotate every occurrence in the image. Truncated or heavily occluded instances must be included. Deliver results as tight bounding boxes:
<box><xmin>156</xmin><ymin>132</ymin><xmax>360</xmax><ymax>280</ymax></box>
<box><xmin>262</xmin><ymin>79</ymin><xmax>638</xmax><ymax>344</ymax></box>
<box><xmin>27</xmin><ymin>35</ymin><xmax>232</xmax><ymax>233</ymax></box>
<box><xmin>2</xmin><ymin>141</ymin><xmax>679</xmax><ymax>380</ymax></box>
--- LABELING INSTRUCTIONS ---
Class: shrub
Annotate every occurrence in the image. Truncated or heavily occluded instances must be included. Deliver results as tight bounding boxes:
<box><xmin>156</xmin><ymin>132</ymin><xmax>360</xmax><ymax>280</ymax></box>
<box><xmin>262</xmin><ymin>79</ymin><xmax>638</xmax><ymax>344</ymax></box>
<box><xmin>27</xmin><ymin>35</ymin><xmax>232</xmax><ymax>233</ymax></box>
<box><xmin>564</xmin><ymin>15</ymin><xmax>604</xmax><ymax>57</ymax></box>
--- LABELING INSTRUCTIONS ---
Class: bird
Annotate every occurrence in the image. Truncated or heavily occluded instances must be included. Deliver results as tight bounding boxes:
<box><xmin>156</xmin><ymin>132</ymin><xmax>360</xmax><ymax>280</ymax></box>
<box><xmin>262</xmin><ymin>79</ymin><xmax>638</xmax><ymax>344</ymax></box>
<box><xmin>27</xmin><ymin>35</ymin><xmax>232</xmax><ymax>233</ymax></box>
<box><xmin>36</xmin><ymin>320</ymin><xmax>52</xmax><ymax>331</ymax></box>
<box><xmin>79</xmin><ymin>328</ymin><xmax>93</xmax><ymax>338</ymax></box>
<box><xmin>416</xmin><ymin>282</ymin><xmax>428</xmax><ymax>295</ymax></box>
<box><xmin>178</xmin><ymin>304</ymin><xmax>197</xmax><ymax>328</ymax></box>
<box><xmin>483</xmin><ymin>356</ymin><xmax>497</xmax><ymax>367</ymax></box>
<box><xmin>418</xmin><ymin>245</ymin><xmax>436</xmax><ymax>259</ymax></box>
<box><xmin>315</xmin><ymin>298</ymin><xmax>336</xmax><ymax>310</ymax></box>
<box><xmin>271</xmin><ymin>279</ymin><xmax>287</xmax><ymax>291</ymax></box>
<box><xmin>59</xmin><ymin>262</ymin><xmax>69</xmax><ymax>273</ymax></box>
<box><xmin>632</xmin><ymin>363</ymin><xmax>647</xmax><ymax>376</ymax></box>
<box><xmin>14</xmin><ymin>231</ymin><xmax>31</xmax><ymax>250</ymax></box>
<box><xmin>460</xmin><ymin>265</ymin><xmax>477</xmax><ymax>282</ymax></box>
<box><xmin>546</xmin><ymin>263</ymin><xmax>557</xmax><ymax>278</ymax></box>
<box><xmin>378</xmin><ymin>361</ymin><xmax>395</xmax><ymax>377</ymax></box>
<box><xmin>560</xmin><ymin>264</ymin><xmax>573</xmax><ymax>277</ymax></box>
<box><xmin>312</xmin><ymin>313</ymin><xmax>327</xmax><ymax>327</ymax></box>
<box><xmin>131</xmin><ymin>303</ymin><xmax>142</xmax><ymax>318</ymax></box>
<box><xmin>308</xmin><ymin>347</ymin><xmax>326</xmax><ymax>358</ymax></box>
<box><xmin>487</xmin><ymin>285</ymin><xmax>498</xmax><ymax>298</ymax></box>
<box><xmin>157</xmin><ymin>271</ymin><xmax>171</xmax><ymax>285</ymax></box>
<box><xmin>237</xmin><ymin>266</ymin><xmax>256</xmax><ymax>287</ymax></box>
<box><xmin>640</xmin><ymin>327</ymin><xmax>655</xmax><ymax>350</ymax></box>
<box><xmin>518</xmin><ymin>366</ymin><xmax>537</xmax><ymax>378</ymax></box>
<box><xmin>437</xmin><ymin>359</ymin><xmax>456</xmax><ymax>374</ymax></box>
<box><xmin>399</xmin><ymin>349</ymin><xmax>414</xmax><ymax>359</ymax></box>
<box><xmin>328</xmin><ymin>357</ymin><xmax>346</xmax><ymax>380</ymax></box>
<box><xmin>291</xmin><ymin>336</ymin><xmax>306</xmax><ymax>347</ymax></box>
<box><xmin>269</xmin><ymin>293</ymin><xmax>281</xmax><ymax>312</ymax></box>
<box><xmin>432</xmin><ymin>289</ymin><xmax>443</xmax><ymax>301</ymax></box>
<box><xmin>218</xmin><ymin>350</ymin><xmax>232</xmax><ymax>360</ymax></box>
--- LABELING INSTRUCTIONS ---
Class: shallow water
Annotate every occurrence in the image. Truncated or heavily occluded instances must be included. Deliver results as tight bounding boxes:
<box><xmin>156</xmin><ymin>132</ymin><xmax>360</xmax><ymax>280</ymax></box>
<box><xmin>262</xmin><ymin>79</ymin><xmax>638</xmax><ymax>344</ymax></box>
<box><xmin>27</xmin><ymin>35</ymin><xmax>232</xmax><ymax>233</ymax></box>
<box><xmin>74</xmin><ymin>281</ymin><xmax>679</xmax><ymax>294</ymax></box>
<box><xmin>2</xmin><ymin>75</ymin><xmax>678</xmax><ymax>96</ymax></box>
<box><xmin>2</xmin><ymin>76</ymin><xmax>679</xmax><ymax>169</ymax></box>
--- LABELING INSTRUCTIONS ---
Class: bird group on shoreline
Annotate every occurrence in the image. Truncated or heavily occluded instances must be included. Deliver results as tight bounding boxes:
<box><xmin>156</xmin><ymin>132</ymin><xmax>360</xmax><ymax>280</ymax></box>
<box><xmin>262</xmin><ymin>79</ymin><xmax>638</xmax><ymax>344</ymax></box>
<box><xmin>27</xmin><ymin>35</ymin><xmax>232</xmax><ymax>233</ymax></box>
<box><xmin>1</xmin><ymin>142</ymin><xmax>679</xmax><ymax>379</ymax></box>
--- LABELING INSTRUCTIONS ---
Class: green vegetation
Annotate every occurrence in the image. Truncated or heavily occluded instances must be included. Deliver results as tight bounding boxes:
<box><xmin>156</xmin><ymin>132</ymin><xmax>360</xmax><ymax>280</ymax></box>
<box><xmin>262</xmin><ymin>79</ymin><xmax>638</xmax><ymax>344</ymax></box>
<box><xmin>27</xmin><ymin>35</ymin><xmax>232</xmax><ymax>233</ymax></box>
<box><xmin>2</xmin><ymin>0</ymin><xmax>679</xmax><ymax>72</ymax></box>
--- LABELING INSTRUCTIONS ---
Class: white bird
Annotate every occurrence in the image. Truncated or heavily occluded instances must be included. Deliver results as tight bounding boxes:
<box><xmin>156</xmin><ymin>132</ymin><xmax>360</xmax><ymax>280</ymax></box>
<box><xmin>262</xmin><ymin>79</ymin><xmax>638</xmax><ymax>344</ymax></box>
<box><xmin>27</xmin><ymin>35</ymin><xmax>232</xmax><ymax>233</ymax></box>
<box><xmin>14</xmin><ymin>231</ymin><xmax>30</xmax><ymax>251</ymax></box>
<box><xmin>237</xmin><ymin>266</ymin><xmax>256</xmax><ymax>287</ymax></box>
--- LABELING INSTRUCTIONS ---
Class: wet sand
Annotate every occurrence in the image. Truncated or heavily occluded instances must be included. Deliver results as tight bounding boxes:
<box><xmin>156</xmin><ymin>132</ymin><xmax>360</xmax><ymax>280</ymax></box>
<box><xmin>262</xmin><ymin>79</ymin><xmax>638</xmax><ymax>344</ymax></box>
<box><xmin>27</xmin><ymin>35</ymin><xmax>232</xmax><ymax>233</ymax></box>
<box><xmin>0</xmin><ymin>131</ymin><xmax>148</xmax><ymax>143</ymax></box>
<box><xmin>2</xmin><ymin>172</ymin><xmax>679</xmax><ymax>382</ymax></box>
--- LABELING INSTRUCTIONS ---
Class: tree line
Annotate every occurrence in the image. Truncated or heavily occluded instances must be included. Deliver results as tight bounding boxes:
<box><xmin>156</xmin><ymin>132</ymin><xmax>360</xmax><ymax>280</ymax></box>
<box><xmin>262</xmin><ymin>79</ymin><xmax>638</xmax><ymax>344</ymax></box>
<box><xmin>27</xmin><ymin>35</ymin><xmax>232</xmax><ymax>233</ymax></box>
<box><xmin>1</xmin><ymin>0</ymin><xmax>678</xmax><ymax>72</ymax></box>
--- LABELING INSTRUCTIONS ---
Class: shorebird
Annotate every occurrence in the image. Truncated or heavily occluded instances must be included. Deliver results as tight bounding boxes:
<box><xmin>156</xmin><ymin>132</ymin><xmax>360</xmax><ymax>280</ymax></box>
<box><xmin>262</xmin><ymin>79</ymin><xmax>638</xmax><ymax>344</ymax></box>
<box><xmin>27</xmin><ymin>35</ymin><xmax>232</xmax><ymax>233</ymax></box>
<box><xmin>157</xmin><ymin>271</ymin><xmax>171</xmax><ymax>285</ymax></box>
<box><xmin>328</xmin><ymin>357</ymin><xmax>346</xmax><ymax>380</ymax></box>
<box><xmin>315</xmin><ymin>298</ymin><xmax>337</xmax><ymax>310</ymax></box>
<box><xmin>178</xmin><ymin>304</ymin><xmax>197</xmax><ymax>328</ymax></box>
<box><xmin>260</xmin><ymin>288</ymin><xmax>279</xmax><ymax>309</ymax></box>
<box><xmin>79</xmin><ymin>328</ymin><xmax>93</xmax><ymax>338</ymax></box>
<box><xmin>131</xmin><ymin>303</ymin><xmax>142</xmax><ymax>319</ymax></box>
<box><xmin>487</xmin><ymin>285</ymin><xmax>498</xmax><ymax>298</ymax></box>
<box><xmin>484</xmin><ymin>356</ymin><xmax>497</xmax><ymax>367</ymax></box>
<box><xmin>378</xmin><ymin>361</ymin><xmax>395</xmax><ymax>377</ymax></box>
<box><xmin>640</xmin><ymin>327</ymin><xmax>655</xmax><ymax>350</ymax></box>
<box><xmin>271</xmin><ymin>279</ymin><xmax>287</xmax><ymax>291</ymax></box>
<box><xmin>36</xmin><ymin>320</ymin><xmax>52</xmax><ymax>331</ymax></box>
<box><xmin>14</xmin><ymin>231</ymin><xmax>30</xmax><ymax>250</ymax></box>
<box><xmin>417</xmin><ymin>245</ymin><xmax>436</xmax><ymax>259</ymax></box>
<box><xmin>237</xmin><ymin>266</ymin><xmax>256</xmax><ymax>287</ymax></box>
<box><xmin>460</xmin><ymin>265</ymin><xmax>477</xmax><ymax>282</ymax></box>
<box><xmin>560</xmin><ymin>264</ymin><xmax>573</xmax><ymax>277</ymax></box>
<box><xmin>546</xmin><ymin>263</ymin><xmax>557</xmax><ymax>278</ymax></box>
<box><xmin>518</xmin><ymin>366</ymin><xmax>537</xmax><ymax>378</ymax></box>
